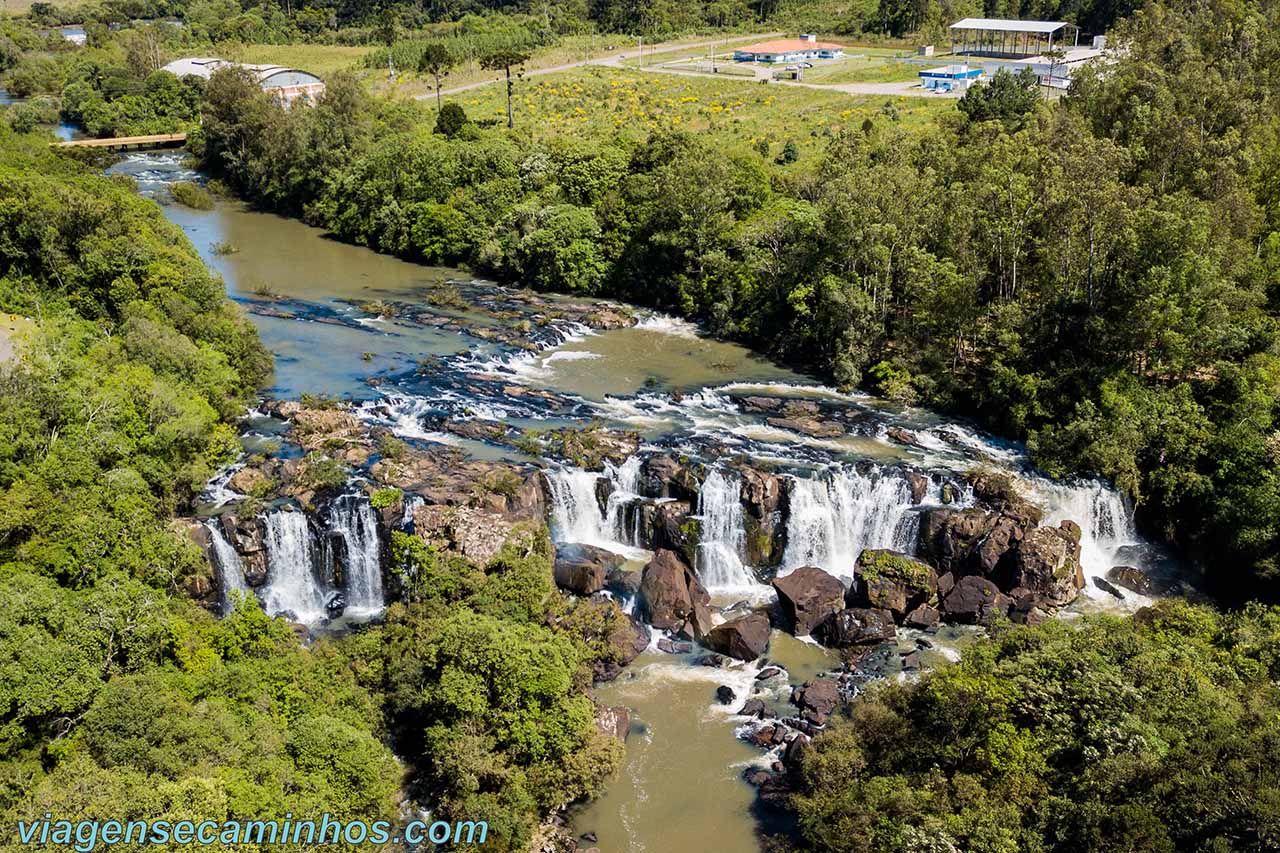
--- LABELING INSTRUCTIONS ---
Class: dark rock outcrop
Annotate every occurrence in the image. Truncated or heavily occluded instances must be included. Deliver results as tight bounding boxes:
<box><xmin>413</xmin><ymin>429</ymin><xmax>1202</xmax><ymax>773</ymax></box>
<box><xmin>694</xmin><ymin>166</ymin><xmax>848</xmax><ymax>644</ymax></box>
<box><xmin>793</xmin><ymin>678</ymin><xmax>840</xmax><ymax>725</ymax></box>
<box><xmin>553</xmin><ymin>543</ymin><xmax>623</xmax><ymax>596</ymax></box>
<box><xmin>1106</xmin><ymin>565</ymin><xmax>1157</xmax><ymax>596</ymax></box>
<box><xmin>815</xmin><ymin>607</ymin><xmax>896</xmax><ymax>647</ymax></box>
<box><xmin>738</xmin><ymin>466</ymin><xmax>787</xmax><ymax>567</ymax></box>
<box><xmin>904</xmin><ymin>603</ymin><xmax>940</xmax><ymax>630</ymax></box>
<box><xmin>940</xmin><ymin>575</ymin><xmax>1011</xmax><ymax>624</ymax></box>
<box><xmin>639</xmin><ymin>549</ymin><xmax>712</xmax><ymax>637</ymax></box>
<box><xmin>650</xmin><ymin>501</ymin><xmax>699</xmax><ymax>569</ymax></box>
<box><xmin>641</xmin><ymin>455</ymin><xmax>701</xmax><ymax>502</ymax></box>
<box><xmin>705</xmin><ymin>612</ymin><xmax>772</xmax><ymax>661</ymax></box>
<box><xmin>772</xmin><ymin>567</ymin><xmax>846</xmax><ymax>636</ymax></box>
<box><xmin>1008</xmin><ymin>522</ymin><xmax>1084</xmax><ymax>610</ymax></box>
<box><xmin>850</xmin><ymin>549</ymin><xmax>938</xmax><ymax>622</ymax></box>
<box><xmin>1092</xmin><ymin>576</ymin><xmax>1125</xmax><ymax>599</ymax></box>
<box><xmin>715</xmin><ymin>685</ymin><xmax>737</xmax><ymax>705</ymax></box>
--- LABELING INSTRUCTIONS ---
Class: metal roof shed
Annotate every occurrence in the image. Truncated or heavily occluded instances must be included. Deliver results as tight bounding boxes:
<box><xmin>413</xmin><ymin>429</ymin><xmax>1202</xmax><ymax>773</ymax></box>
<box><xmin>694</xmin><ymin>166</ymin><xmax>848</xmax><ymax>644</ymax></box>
<box><xmin>949</xmin><ymin>18</ymin><xmax>1079</xmax><ymax>58</ymax></box>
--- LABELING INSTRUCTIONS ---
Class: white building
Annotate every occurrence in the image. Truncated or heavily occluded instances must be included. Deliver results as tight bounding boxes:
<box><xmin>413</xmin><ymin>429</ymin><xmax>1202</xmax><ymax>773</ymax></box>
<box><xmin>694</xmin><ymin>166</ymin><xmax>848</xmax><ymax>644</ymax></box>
<box><xmin>160</xmin><ymin>57</ymin><xmax>326</xmax><ymax>107</ymax></box>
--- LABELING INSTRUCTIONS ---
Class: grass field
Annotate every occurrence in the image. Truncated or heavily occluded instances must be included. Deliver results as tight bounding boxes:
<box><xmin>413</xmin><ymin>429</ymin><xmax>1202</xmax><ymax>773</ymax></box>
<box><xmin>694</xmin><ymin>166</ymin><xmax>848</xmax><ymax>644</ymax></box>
<box><xmin>450</xmin><ymin>64</ymin><xmax>951</xmax><ymax>164</ymax></box>
<box><xmin>227</xmin><ymin>44</ymin><xmax>374</xmax><ymax>78</ymax></box>
<box><xmin>0</xmin><ymin>0</ymin><xmax>88</xmax><ymax>13</ymax></box>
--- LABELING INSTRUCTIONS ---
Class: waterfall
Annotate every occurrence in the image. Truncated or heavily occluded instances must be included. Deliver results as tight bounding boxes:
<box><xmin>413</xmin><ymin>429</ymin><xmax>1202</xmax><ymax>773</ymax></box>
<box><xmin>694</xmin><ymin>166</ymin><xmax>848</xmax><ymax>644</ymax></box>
<box><xmin>328</xmin><ymin>494</ymin><xmax>385</xmax><ymax>615</ymax></box>
<box><xmin>695</xmin><ymin>469</ymin><xmax>757</xmax><ymax>592</ymax></box>
<box><xmin>401</xmin><ymin>494</ymin><xmax>425</xmax><ymax>531</ymax></box>
<box><xmin>261</xmin><ymin>510</ymin><xmax>328</xmax><ymax>624</ymax></box>
<box><xmin>781</xmin><ymin>467</ymin><xmax>917</xmax><ymax>581</ymax></box>
<box><xmin>1034</xmin><ymin>479</ymin><xmax>1140</xmax><ymax>596</ymax></box>
<box><xmin>605</xmin><ymin>456</ymin><xmax>643</xmax><ymax>543</ymax></box>
<box><xmin>545</xmin><ymin>460</ymin><xmax>647</xmax><ymax>558</ymax></box>
<box><xmin>206</xmin><ymin>521</ymin><xmax>253</xmax><ymax>616</ymax></box>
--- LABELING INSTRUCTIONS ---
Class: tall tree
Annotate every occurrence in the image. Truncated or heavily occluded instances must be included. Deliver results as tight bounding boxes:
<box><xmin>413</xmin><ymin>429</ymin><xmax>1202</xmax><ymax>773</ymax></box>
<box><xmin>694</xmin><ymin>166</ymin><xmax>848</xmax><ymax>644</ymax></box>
<box><xmin>374</xmin><ymin>8</ymin><xmax>401</xmax><ymax>83</ymax></box>
<box><xmin>480</xmin><ymin>48</ymin><xmax>530</xmax><ymax>129</ymax></box>
<box><xmin>417</xmin><ymin>42</ymin><xmax>455</xmax><ymax>109</ymax></box>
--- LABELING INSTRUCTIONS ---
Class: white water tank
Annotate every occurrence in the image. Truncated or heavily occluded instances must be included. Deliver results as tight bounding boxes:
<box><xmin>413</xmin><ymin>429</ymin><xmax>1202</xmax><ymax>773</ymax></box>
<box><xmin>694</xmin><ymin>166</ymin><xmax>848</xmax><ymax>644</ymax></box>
<box><xmin>1092</xmin><ymin>34</ymin><xmax>1107</xmax><ymax>50</ymax></box>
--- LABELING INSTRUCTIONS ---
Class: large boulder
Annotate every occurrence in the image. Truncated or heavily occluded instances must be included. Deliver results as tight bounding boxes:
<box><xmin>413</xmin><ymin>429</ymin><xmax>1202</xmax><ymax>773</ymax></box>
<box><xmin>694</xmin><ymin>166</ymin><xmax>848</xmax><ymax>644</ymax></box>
<box><xmin>966</xmin><ymin>470</ymin><xmax>1043</xmax><ymax>525</ymax></box>
<box><xmin>1106</xmin><ymin>565</ymin><xmax>1157</xmax><ymax>596</ymax></box>
<box><xmin>918</xmin><ymin>506</ymin><xmax>1037</xmax><ymax>580</ymax></box>
<box><xmin>641</xmin><ymin>455</ymin><xmax>701</xmax><ymax>501</ymax></box>
<box><xmin>650</xmin><ymin>500</ymin><xmax>699</xmax><ymax>568</ymax></box>
<box><xmin>793</xmin><ymin>678</ymin><xmax>840</xmax><ymax>725</ymax></box>
<box><xmin>595</xmin><ymin>705</ymin><xmax>630</xmax><ymax>741</ymax></box>
<box><xmin>739</xmin><ymin>466</ymin><xmax>788</xmax><ymax>567</ymax></box>
<box><xmin>599</xmin><ymin>611</ymin><xmax>651</xmax><ymax>682</ymax></box>
<box><xmin>414</xmin><ymin>504</ymin><xmax>513</xmax><ymax>566</ymax></box>
<box><xmin>850</xmin><ymin>550</ymin><xmax>938</xmax><ymax>622</ymax></box>
<box><xmin>940</xmin><ymin>575</ymin><xmax>1011</xmax><ymax>624</ymax></box>
<box><xmin>639</xmin><ymin>549</ymin><xmax>712</xmax><ymax>636</ymax></box>
<box><xmin>773</xmin><ymin>567</ymin><xmax>846</xmax><ymax>636</ymax></box>
<box><xmin>814</xmin><ymin>607</ymin><xmax>896</xmax><ymax>647</ymax></box>
<box><xmin>553</xmin><ymin>543</ymin><xmax>624</xmax><ymax>596</ymax></box>
<box><xmin>705</xmin><ymin>612</ymin><xmax>771</xmax><ymax>661</ymax></box>
<box><xmin>1009</xmin><ymin>522</ymin><xmax>1084</xmax><ymax>609</ymax></box>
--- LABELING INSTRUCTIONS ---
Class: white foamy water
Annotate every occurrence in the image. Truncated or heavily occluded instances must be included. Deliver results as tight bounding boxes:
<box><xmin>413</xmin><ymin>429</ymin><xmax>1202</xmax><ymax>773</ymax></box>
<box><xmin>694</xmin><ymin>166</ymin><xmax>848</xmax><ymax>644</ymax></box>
<box><xmin>354</xmin><ymin>393</ymin><xmax>462</xmax><ymax>445</ymax></box>
<box><xmin>1030</xmin><ymin>477</ymin><xmax>1148</xmax><ymax>607</ymax></box>
<box><xmin>781</xmin><ymin>467</ymin><xmax>919</xmax><ymax>580</ymax></box>
<box><xmin>327</xmin><ymin>494</ymin><xmax>384</xmax><ymax>617</ymax></box>
<box><xmin>260</xmin><ymin>509</ymin><xmax>328</xmax><ymax>624</ymax></box>
<box><xmin>695</xmin><ymin>469</ymin><xmax>760</xmax><ymax>593</ymax></box>
<box><xmin>544</xmin><ymin>463</ymin><xmax>650</xmax><ymax>560</ymax></box>
<box><xmin>633</xmin><ymin>313</ymin><xmax>702</xmax><ymax>338</ymax></box>
<box><xmin>206</xmin><ymin>521</ymin><xmax>253</xmax><ymax>616</ymax></box>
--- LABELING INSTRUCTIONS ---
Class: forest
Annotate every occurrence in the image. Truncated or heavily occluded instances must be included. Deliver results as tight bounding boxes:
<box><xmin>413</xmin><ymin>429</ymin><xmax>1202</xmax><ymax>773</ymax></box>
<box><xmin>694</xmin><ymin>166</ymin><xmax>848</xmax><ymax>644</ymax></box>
<box><xmin>0</xmin><ymin>127</ymin><xmax>624</xmax><ymax>849</ymax></box>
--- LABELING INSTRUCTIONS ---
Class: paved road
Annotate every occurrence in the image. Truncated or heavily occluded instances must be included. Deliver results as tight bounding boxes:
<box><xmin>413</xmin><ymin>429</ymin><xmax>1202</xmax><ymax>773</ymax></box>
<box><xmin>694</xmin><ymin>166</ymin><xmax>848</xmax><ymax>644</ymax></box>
<box><xmin>421</xmin><ymin>33</ymin><xmax>784</xmax><ymax>100</ymax></box>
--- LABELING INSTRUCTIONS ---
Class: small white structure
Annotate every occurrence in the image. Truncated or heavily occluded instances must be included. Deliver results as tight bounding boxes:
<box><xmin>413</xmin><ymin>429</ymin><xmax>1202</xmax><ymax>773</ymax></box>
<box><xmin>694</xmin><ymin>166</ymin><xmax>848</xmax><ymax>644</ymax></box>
<box><xmin>160</xmin><ymin>57</ymin><xmax>326</xmax><ymax>106</ymax></box>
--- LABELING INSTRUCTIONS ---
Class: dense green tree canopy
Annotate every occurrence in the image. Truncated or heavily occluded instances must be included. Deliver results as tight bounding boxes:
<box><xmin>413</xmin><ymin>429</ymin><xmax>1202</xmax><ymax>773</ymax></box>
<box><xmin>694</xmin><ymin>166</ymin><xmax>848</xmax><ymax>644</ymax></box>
<box><xmin>791</xmin><ymin>600</ymin><xmax>1280</xmax><ymax>852</ymax></box>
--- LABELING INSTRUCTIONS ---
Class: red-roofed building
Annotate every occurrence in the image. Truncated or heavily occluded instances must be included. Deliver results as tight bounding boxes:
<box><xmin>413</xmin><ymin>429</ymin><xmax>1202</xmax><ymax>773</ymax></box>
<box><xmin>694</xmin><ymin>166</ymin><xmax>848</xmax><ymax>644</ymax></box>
<box><xmin>733</xmin><ymin>35</ymin><xmax>845</xmax><ymax>63</ymax></box>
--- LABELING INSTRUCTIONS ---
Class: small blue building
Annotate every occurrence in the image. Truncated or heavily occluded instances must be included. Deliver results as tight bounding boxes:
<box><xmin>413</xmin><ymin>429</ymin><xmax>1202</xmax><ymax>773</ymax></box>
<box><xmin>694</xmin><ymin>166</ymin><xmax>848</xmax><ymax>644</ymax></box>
<box><xmin>918</xmin><ymin>64</ymin><xmax>983</xmax><ymax>92</ymax></box>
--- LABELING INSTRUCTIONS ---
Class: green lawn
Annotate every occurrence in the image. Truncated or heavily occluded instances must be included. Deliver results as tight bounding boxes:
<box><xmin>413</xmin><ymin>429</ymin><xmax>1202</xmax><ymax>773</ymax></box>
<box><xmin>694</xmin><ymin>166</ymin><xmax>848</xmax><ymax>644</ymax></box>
<box><xmin>798</xmin><ymin>50</ymin><xmax>924</xmax><ymax>84</ymax></box>
<box><xmin>448</xmin><ymin>64</ymin><xmax>951</xmax><ymax>164</ymax></box>
<box><xmin>230</xmin><ymin>44</ymin><xmax>373</xmax><ymax>77</ymax></box>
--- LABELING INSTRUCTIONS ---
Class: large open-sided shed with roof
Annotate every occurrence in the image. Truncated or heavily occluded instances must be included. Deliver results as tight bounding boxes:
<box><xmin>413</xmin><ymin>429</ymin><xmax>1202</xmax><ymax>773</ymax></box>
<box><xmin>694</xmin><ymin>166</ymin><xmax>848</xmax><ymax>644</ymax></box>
<box><xmin>949</xmin><ymin>18</ymin><xmax>1079</xmax><ymax>58</ymax></box>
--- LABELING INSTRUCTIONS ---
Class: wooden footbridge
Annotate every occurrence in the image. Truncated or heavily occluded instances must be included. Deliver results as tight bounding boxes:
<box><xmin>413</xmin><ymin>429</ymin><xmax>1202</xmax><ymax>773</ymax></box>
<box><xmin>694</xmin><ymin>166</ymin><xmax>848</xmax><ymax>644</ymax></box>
<box><xmin>55</xmin><ymin>133</ymin><xmax>187</xmax><ymax>151</ymax></box>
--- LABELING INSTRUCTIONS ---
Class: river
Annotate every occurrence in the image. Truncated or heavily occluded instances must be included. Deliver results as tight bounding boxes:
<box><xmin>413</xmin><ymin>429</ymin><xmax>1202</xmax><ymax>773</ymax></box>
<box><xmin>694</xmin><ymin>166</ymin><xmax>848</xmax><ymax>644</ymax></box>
<box><xmin>113</xmin><ymin>151</ymin><xmax>1181</xmax><ymax>852</ymax></box>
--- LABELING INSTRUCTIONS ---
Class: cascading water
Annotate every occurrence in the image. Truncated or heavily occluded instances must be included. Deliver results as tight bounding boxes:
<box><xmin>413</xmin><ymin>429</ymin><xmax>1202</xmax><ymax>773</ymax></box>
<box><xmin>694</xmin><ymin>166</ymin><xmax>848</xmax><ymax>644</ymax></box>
<box><xmin>695</xmin><ymin>469</ymin><xmax>758</xmax><ymax>592</ymax></box>
<box><xmin>545</xmin><ymin>459</ymin><xmax>647</xmax><ymax>558</ymax></box>
<box><xmin>401</xmin><ymin>494</ymin><xmax>425</xmax><ymax>531</ymax></box>
<box><xmin>260</xmin><ymin>509</ymin><xmax>328</xmax><ymax>624</ymax></box>
<box><xmin>206</xmin><ymin>522</ymin><xmax>253</xmax><ymax>616</ymax></box>
<box><xmin>781</xmin><ymin>467</ymin><xmax>918</xmax><ymax>580</ymax></box>
<box><xmin>1034</xmin><ymin>479</ymin><xmax>1142</xmax><ymax>597</ymax></box>
<box><xmin>328</xmin><ymin>494</ymin><xmax>385</xmax><ymax>614</ymax></box>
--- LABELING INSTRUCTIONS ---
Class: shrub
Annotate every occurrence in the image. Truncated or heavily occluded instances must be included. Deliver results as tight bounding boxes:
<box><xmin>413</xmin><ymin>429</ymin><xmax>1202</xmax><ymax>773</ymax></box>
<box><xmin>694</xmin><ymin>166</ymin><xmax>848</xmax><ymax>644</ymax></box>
<box><xmin>169</xmin><ymin>181</ymin><xmax>215</xmax><ymax>210</ymax></box>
